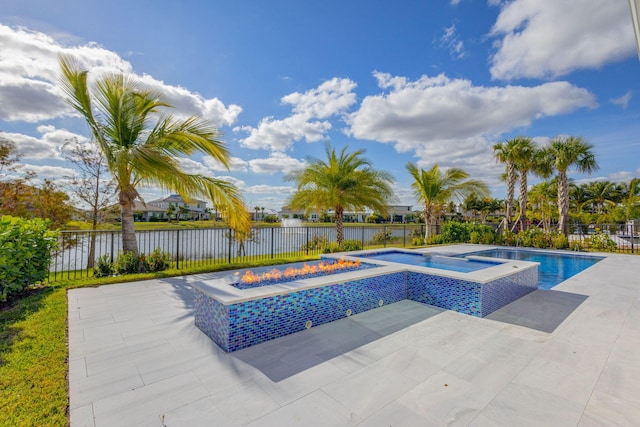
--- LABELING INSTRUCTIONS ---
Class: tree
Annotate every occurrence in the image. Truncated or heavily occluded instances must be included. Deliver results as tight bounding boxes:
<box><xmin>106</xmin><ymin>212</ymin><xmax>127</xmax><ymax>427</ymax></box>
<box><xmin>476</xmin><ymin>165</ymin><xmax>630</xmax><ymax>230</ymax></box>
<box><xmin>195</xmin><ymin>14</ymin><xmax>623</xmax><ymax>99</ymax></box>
<box><xmin>542</xmin><ymin>136</ymin><xmax>599</xmax><ymax>235</ymax></box>
<box><xmin>493</xmin><ymin>138</ymin><xmax>520</xmax><ymax>232</ymax></box>
<box><xmin>285</xmin><ymin>144</ymin><xmax>394</xmax><ymax>244</ymax></box>
<box><xmin>407</xmin><ymin>163</ymin><xmax>489</xmax><ymax>239</ymax></box>
<box><xmin>494</xmin><ymin>136</ymin><xmax>540</xmax><ymax>230</ymax></box>
<box><xmin>581</xmin><ymin>180</ymin><xmax>618</xmax><ymax>215</ymax></box>
<box><xmin>31</xmin><ymin>180</ymin><xmax>73</xmax><ymax>228</ymax></box>
<box><xmin>62</xmin><ymin>138</ymin><xmax>116</xmax><ymax>267</ymax></box>
<box><xmin>59</xmin><ymin>55</ymin><xmax>249</xmax><ymax>255</ymax></box>
<box><xmin>529</xmin><ymin>180</ymin><xmax>557</xmax><ymax>231</ymax></box>
<box><xmin>0</xmin><ymin>137</ymin><xmax>22</xmax><ymax>177</ymax></box>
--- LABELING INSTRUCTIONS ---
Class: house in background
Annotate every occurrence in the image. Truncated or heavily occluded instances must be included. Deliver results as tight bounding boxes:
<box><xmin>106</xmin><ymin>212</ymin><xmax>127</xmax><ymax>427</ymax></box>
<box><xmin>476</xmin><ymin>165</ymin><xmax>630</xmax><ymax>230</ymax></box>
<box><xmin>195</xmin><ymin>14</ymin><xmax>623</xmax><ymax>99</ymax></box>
<box><xmin>130</xmin><ymin>195</ymin><xmax>210</xmax><ymax>221</ymax></box>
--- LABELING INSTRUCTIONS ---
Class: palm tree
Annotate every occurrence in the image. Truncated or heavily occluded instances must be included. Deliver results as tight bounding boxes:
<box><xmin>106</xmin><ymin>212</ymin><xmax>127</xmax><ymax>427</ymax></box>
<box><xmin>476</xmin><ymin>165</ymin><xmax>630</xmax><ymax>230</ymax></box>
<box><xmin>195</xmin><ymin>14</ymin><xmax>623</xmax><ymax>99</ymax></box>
<box><xmin>582</xmin><ymin>180</ymin><xmax>618</xmax><ymax>215</ymax></box>
<box><xmin>493</xmin><ymin>138</ymin><xmax>520</xmax><ymax>232</ymax></box>
<box><xmin>528</xmin><ymin>180</ymin><xmax>557</xmax><ymax>231</ymax></box>
<box><xmin>285</xmin><ymin>144</ymin><xmax>394</xmax><ymax>244</ymax></box>
<box><xmin>59</xmin><ymin>55</ymin><xmax>249</xmax><ymax>255</ymax></box>
<box><xmin>542</xmin><ymin>136</ymin><xmax>599</xmax><ymax>235</ymax></box>
<box><xmin>406</xmin><ymin>163</ymin><xmax>489</xmax><ymax>239</ymax></box>
<box><xmin>510</xmin><ymin>137</ymin><xmax>541</xmax><ymax>231</ymax></box>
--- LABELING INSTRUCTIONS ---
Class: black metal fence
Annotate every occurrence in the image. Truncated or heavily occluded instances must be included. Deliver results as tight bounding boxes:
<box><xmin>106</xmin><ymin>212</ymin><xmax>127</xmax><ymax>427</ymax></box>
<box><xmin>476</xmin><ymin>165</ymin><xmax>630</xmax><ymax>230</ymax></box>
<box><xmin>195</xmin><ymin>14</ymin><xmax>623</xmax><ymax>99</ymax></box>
<box><xmin>48</xmin><ymin>222</ymin><xmax>638</xmax><ymax>281</ymax></box>
<box><xmin>48</xmin><ymin>224</ymin><xmax>425</xmax><ymax>281</ymax></box>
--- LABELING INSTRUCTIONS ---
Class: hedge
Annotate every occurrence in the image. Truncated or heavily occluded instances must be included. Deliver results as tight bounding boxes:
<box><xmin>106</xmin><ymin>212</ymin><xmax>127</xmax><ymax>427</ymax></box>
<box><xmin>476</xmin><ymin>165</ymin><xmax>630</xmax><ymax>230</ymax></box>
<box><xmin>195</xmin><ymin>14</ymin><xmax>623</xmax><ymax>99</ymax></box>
<box><xmin>0</xmin><ymin>216</ymin><xmax>58</xmax><ymax>301</ymax></box>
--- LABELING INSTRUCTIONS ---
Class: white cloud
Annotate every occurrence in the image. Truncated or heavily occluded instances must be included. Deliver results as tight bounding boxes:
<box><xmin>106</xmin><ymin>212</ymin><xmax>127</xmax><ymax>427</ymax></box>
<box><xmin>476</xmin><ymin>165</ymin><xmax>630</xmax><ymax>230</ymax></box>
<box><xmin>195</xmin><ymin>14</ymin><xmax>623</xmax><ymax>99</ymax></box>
<box><xmin>248</xmin><ymin>152</ymin><xmax>307</xmax><ymax>175</ymax></box>
<box><xmin>236</xmin><ymin>116</ymin><xmax>331</xmax><ymax>151</ymax></box>
<box><xmin>237</xmin><ymin>78</ymin><xmax>356</xmax><ymax>152</ymax></box>
<box><xmin>0</xmin><ymin>125</ymin><xmax>85</xmax><ymax>160</ymax></box>
<box><xmin>19</xmin><ymin>163</ymin><xmax>75</xmax><ymax>181</ymax></box>
<box><xmin>347</xmin><ymin>72</ymin><xmax>596</xmax><ymax>171</ymax></box>
<box><xmin>0</xmin><ymin>24</ymin><xmax>241</xmax><ymax>126</ymax></box>
<box><xmin>203</xmin><ymin>156</ymin><xmax>248</xmax><ymax>172</ymax></box>
<box><xmin>611</xmin><ymin>91</ymin><xmax>632</xmax><ymax>109</ymax></box>
<box><xmin>175</xmin><ymin>158</ymin><xmax>212</xmax><ymax>176</ymax></box>
<box><xmin>245</xmin><ymin>184</ymin><xmax>296</xmax><ymax>195</ymax></box>
<box><xmin>440</xmin><ymin>24</ymin><xmax>466</xmax><ymax>59</ymax></box>
<box><xmin>489</xmin><ymin>0</ymin><xmax>636</xmax><ymax>80</ymax></box>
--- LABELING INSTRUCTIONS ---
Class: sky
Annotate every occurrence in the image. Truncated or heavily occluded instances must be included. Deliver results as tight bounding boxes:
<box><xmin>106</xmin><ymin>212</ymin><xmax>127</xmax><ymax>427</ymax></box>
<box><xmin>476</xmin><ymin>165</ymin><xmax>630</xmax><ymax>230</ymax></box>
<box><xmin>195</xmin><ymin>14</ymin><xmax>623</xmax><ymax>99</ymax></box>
<box><xmin>1</xmin><ymin>0</ymin><xmax>639</xmax><ymax>212</ymax></box>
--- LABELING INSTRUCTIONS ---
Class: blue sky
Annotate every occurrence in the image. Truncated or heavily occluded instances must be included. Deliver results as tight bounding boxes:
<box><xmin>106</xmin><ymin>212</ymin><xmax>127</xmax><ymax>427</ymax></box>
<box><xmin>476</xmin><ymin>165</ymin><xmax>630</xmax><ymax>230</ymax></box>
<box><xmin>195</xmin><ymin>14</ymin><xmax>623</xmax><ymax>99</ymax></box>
<box><xmin>1</xmin><ymin>0</ymin><xmax>639</xmax><ymax>212</ymax></box>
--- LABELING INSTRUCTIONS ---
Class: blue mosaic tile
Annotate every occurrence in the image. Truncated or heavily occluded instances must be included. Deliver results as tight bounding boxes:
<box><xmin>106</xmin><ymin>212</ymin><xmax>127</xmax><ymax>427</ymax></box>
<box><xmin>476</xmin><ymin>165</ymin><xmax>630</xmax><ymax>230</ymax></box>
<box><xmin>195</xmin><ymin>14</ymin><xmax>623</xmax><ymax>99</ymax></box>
<box><xmin>194</xmin><ymin>264</ymin><xmax>538</xmax><ymax>352</ymax></box>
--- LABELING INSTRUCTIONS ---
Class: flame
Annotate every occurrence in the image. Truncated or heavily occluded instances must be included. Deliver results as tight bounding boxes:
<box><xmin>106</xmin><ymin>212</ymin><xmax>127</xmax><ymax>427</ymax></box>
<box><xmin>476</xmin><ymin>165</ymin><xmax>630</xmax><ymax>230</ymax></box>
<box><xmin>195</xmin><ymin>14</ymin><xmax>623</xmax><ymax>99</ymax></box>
<box><xmin>240</xmin><ymin>259</ymin><xmax>361</xmax><ymax>284</ymax></box>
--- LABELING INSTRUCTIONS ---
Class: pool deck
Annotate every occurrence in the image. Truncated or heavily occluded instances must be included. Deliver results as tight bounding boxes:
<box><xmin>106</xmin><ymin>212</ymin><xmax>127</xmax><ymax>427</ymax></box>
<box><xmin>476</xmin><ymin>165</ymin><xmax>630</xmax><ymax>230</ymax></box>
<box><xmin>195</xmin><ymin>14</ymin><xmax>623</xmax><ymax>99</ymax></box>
<box><xmin>68</xmin><ymin>245</ymin><xmax>640</xmax><ymax>426</ymax></box>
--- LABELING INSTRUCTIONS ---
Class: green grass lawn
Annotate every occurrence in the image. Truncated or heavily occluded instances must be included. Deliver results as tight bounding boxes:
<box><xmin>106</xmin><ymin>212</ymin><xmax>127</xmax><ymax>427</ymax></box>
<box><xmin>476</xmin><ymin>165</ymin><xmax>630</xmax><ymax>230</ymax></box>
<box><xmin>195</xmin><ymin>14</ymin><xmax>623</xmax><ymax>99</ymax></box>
<box><xmin>0</xmin><ymin>256</ymin><xmax>317</xmax><ymax>426</ymax></box>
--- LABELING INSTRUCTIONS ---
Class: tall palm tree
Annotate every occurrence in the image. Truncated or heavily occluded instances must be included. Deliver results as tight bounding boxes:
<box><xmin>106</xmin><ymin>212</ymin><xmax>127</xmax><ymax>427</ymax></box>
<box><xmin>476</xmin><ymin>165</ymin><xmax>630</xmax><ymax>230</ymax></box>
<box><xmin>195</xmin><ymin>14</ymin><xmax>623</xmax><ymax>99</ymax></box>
<box><xmin>493</xmin><ymin>138</ymin><xmax>520</xmax><ymax>232</ymax></box>
<box><xmin>510</xmin><ymin>136</ymin><xmax>541</xmax><ymax>232</ymax></box>
<box><xmin>406</xmin><ymin>163</ymin><xmax>489</xmax><ymax>239</ymax></box>
<box><xmin>59</xmin><ymin>55</ymin><xmax>249</xmax><ymax>255</ymax></box>
<box><xmin>285</xmin><ymin>144</ymin><xmax>394</xmax><ymax>244</ymax></box>
<box><xmin>542</xmin><ymin>136</ymin><xmax>599</xmax><ymax>235</ymax></box>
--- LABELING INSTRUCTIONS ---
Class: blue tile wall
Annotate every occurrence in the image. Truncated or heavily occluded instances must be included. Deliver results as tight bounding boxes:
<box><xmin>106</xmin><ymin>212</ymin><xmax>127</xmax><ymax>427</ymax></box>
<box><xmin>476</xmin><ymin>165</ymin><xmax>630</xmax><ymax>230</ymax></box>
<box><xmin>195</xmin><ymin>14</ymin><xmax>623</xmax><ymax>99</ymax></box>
<box><xmin>195</xmin><ymin>272</ymin><xmax>407</xmax><ymax>352</ymax></box>
<box><xmin>479</xmin><ymin>267</ymin><xmax>538</xmax><ymax>317</ymax></box>
<box><xmin>195</xmin><ymin>266</ymin><xmax>538</xmax><ymax>352</ymax></box>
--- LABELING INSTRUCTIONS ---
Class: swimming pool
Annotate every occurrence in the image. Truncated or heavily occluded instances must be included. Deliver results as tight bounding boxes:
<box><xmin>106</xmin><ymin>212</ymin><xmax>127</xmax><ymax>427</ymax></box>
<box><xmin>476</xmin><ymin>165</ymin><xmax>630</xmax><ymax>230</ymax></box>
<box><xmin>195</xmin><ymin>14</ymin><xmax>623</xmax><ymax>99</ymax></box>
<box><xmin>458</xmin><ymin>248</ymin><xmax>603</xmax><ymax>289</ymax></box>
<box><xmin>352</xmin><ymin>250</ymin><xmax>503</xmax><ymax>273</ymax></box>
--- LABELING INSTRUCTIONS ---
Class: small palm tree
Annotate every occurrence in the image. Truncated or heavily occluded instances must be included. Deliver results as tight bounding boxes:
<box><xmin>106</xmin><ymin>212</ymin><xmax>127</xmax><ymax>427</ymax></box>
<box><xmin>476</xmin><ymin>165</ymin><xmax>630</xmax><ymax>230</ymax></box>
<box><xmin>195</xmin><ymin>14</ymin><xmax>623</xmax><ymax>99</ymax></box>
<box><xmin>407</xmin><ymin>163</ymin><xmax>489</xmax><ymax>239</ymax></box>
<box><xmin>285</xmin><ymin>144</ymin><xmax>394</xmax><ymax>244</ymax></box>
<box><xmin>542</xmin><ymin>136</ymin><xmax>599</xmax><ymax>235</ymax></box>
<box><xmin>509</xmin><ymin>136</ymin><xmax>541</xmax><ymax>231</ymax></box>
<box><xmin>59</xmin><ymin>55</ymin><xmax>249</xmax><ymax>255</ymax></box>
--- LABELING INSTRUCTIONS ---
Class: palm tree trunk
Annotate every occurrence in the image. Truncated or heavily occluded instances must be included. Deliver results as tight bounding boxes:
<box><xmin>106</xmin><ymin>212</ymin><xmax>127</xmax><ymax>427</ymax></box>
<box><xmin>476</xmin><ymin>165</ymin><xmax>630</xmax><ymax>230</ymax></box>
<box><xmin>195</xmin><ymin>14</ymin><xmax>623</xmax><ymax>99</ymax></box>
<box><xmin>558</xmin><ymin>172</ymin><xmax>570</xmax><ymax>235</ymax></box>
<box><xmin>518</xmin><ymin>170</ymin><xmax>528</xmax><ymax>231</ymax></box>
<box><xmin>119</xmin><ymin>191</ymin><xmax>139</xmax><ymax>255</ymax></box>
<box><xmin>505</xmin><ymin>163</ymin><xmax>516</xmax><ymax>231</ymax></box>
<box><xmin>424</xmin><ymin>207</ymin><xmax>432</xmax><ymax>240</ymax></box>
<box><xmin>335</xmin><ymin>205</ymin><xmax>344</xmax><ymax>244</ymax></box>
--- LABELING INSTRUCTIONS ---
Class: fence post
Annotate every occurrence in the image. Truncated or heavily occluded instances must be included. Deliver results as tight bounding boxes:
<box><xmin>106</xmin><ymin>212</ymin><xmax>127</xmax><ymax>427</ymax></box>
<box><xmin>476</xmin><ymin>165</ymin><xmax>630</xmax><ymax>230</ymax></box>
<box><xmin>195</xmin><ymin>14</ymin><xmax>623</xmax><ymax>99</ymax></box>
<box><xmin>228</xmin><ymin>228</ymin><xmax>232</xmax><ymax>264</ymax></box>
<box><xmin>271</xmin><ymin>227</ymin><xmax>275</xmax><ymax>259</ymax></box>
<box><xmin>306</xmin><ymin>227</ymin><xmax>309</xmax><ymax>256</ymax></box>
<box><xmin>361</xmin><ymin>226</ymin><xmax>365</xmax><ymax>248</ymax></box>
<box><xmin>176</xmin><ymin>229</ymin><xmax>180</xmax><ymax>269</ymax></box>
<box><xmin>110</xmin><ymin>231</ymin><xmax>115</xmax><ymax>263</ymax></box>
<box><xmin>632</xmin><ymin>223</ymin><xmax>635</xmax><ymax>254</ymax></box>
<box><xmin>403</xmin><ymin>224</ymin><xmax>406</xmax><ymax>247</ymax></box>
<box><xmin>384</xmin><ymin>225</ymin><xmax>387</xmax><ymax>248</ymax></box>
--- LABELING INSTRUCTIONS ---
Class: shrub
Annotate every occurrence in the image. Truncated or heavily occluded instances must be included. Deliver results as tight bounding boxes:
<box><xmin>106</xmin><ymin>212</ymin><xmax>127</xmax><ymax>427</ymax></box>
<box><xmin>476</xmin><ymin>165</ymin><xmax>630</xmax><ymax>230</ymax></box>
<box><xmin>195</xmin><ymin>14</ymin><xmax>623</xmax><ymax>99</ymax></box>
<box><xmin>147</xmin><ymin>248</ymin><xmax>171</xmax><ymax>272</ymax></box>
<box><xmin>303</xmin><ymin>235</ymin><xmax>329</xmax><ymax>251</ymax></box>
<box><xmin>588</xmin><ymin>230</ymin><xmax>616</xmax><ymax>251</ymax></box>
<box><xmin>114</xmin><ymin>251</ymin><xmax>144</xmax><ymax>274</ymax></box>
<box><xmin>440</xmin><ymin>221</ymin><xmax>470</xmax><ymax>243</ymax></box>
<box><xmin>570</xmin><ymin>241</ymin><xmax>584</xmax><ymax>251</ymax></box>
<box><xmin>426</xmin><ymin>234</ymin><xmax>444</xmax><ymax>245</ymax></box>
<box><xmin>0</xmin><ymin>215</ymin><xmax>58</xmax><ymax>302</ymax></box>
<box><xmin>552</xmin><ymin>233</ymin><xmax>569</xmax><ymax>249</ymax></box>
<box><xmin>371</xmin><ymin>230</ymin><xmax>392</xmax><ymax>244</ymax></box>
<box><xmin>412</xmin><ymin>237</ymin><xmax>425</xmax><ymax>246</ymax></box>
<box><xmin>469</xmin><ymin>231</ymin><xmax>481</xmax><ymax>244</ymax></box>
<box><xmin>321</xmin><ymin>240</ymin><xmax>362</xmax><ymax>253</ymax></box>
<box><xmin>93</xmin><ymin>254</ymin><xmax>114</xmax><ymax>278</ymax></box>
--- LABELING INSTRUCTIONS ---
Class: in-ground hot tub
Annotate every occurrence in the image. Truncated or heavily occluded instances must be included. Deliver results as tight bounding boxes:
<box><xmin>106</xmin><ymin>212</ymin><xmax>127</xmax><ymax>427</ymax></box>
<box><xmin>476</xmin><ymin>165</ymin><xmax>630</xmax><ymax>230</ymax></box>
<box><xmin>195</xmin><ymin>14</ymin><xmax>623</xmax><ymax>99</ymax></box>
<box><xmin>192</xmin><ymin>249</ymin><xmax>538</xmax><ymax>352</ymax></box>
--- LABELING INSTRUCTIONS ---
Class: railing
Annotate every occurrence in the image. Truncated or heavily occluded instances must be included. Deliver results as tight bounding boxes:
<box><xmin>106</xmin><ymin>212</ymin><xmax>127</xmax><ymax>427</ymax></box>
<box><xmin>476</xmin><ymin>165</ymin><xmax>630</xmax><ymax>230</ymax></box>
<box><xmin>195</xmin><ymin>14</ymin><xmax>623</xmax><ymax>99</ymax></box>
<box><xmin>566</xmin><ymin>223</ymin><xmax>636</xmax><ymax>254</ymax></box>
<box><xmin>48</xmin><ymin>224</ymin><xmax>425</xmax><ymax>281</ymax></box>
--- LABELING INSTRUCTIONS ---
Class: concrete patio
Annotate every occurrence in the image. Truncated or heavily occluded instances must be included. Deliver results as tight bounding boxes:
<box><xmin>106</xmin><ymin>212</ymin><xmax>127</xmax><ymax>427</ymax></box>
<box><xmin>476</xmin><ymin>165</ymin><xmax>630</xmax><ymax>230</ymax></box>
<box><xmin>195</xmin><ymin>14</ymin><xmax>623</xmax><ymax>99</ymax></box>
<box><xmin>68</xmin><ymin>245</ymin><xmax>640</xmax><ymax>426</ymax></box>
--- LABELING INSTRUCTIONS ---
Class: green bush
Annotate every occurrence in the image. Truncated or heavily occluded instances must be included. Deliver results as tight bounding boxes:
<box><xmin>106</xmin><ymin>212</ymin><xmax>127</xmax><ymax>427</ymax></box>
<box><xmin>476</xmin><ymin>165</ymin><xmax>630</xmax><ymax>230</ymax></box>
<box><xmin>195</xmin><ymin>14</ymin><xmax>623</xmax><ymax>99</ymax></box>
<box><xmin>469</xmin><ymin>231</ymin><xmax>480</xmax><ymax>244</ymax></box>
<box><xmin>412</xmin><ymin>236</ymin><xmax>425</xmax><ymax>246</ymax></box>
<box><xmin>147</xmin><ymin>248</ymin><xmax>171</xmax><ymax>272</ymax></box>
<box><xmin>114</xmin><ymin>251</ymin><xmax>144</xmax><ymax>274</ymax></box>
<box><xmin>588</xmin><ymin>230</ymin><xmax>616</xmax><ymax>251</ymax></box>
<box><xmin>371</xmin><ymin>230</ymin><xmax>393</xmax><ymax>244</ymax></box>
<box><xmin>440</xmin><ymin>221</ymin><xmax>470</xmax><ymax>243</ymax></box>
<box><xmin>426</xmin><ymin>234</ymin><xmax>444</xmax><ymax>245</ymax></box>
<box><xmin>321</xmin><ymin>240</ymin><xmax>362</xmax><ymax>253</ymax></box>
<box><xmin>303</xmin><ymin>235</ymin><xmax>329</xmax><ymax>251</ymax></box>
<box><xmin>552</xmin><ymin>233</ymin><xmax>569</xmax><ymax>249</ymax></box>
<box><xmin>93</xmin><ymin>254</ymin><xmax>114</xmax><ymax>278</ymax></box>
<box><xmin>0</xmin><ymin>215</ymin><xmax>58</xmax><ymax>302</ymax></box>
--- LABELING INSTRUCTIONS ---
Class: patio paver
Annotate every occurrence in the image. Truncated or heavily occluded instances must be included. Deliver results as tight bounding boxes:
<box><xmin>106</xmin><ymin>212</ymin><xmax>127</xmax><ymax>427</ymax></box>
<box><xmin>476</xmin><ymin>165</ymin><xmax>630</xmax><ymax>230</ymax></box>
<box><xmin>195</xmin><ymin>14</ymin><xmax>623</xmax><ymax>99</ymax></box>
<box><xmin>68</xmin><ymin>245</ymin><xmax>640</xmax><ymax>426</ymax></box>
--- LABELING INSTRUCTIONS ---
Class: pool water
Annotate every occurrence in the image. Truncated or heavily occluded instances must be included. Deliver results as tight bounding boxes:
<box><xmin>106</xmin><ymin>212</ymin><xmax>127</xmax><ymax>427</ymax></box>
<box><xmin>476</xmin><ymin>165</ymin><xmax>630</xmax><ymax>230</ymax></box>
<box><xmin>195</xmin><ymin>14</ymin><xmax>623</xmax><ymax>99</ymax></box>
<box><xmin>353</xmin><ymin>250</ymin><xmax>503</xmax><ymax>273</ymax></box>
<box><xmin>458</xmin><ymin>248</ymin><xmax>603</xmax><ymax>289</ymax></box>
